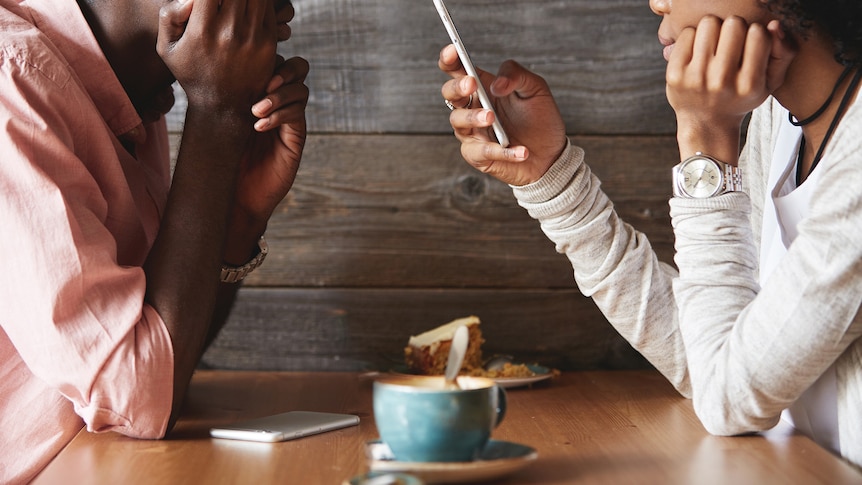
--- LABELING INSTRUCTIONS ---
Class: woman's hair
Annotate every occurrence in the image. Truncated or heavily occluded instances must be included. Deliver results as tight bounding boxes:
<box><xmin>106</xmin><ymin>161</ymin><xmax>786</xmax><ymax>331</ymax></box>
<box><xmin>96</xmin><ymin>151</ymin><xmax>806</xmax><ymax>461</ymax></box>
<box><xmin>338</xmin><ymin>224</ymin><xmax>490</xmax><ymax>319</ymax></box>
<box><xmin>766</xmin><ymin>0</ymin><xmax>862</xmax><ymax>65</ymax></box>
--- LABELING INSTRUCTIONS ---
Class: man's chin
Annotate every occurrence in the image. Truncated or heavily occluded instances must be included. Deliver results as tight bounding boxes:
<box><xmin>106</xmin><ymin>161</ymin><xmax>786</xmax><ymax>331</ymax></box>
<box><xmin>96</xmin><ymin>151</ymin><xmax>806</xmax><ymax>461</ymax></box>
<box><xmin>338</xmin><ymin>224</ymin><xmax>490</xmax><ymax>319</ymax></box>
<box><xmin>136</xmin><ymin>88</ymin><xmax>176</xmax><ymax>124</ymax></box>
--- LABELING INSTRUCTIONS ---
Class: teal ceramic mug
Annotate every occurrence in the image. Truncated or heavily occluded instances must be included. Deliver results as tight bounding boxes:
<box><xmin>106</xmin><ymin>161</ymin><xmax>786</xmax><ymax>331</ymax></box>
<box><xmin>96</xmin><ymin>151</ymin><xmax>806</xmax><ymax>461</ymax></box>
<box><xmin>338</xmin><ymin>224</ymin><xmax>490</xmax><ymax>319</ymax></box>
<box><xmin>373</xmin><ymin>375</ymin><xmax>507</xmax><ymax>462</ymax></box>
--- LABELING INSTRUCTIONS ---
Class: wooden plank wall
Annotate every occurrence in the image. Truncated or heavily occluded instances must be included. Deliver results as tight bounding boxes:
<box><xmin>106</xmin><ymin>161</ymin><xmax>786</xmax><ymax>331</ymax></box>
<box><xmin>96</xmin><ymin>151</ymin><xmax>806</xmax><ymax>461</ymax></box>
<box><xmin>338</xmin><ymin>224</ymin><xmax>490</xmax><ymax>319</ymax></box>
<box><xmin>165</xmin><ymin>0</ymin><xmax>681</xmax><ymax>372</ymax></box>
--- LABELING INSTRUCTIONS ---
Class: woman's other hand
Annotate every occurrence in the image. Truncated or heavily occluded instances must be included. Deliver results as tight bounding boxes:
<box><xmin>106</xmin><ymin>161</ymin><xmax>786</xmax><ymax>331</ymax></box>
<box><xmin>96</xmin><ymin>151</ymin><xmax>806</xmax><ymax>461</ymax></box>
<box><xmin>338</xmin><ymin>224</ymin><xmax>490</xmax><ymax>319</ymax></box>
<box><xmin>666</xmin><ymin>16</ymin><xmax>796</xmax><ymax>162</ymax></box>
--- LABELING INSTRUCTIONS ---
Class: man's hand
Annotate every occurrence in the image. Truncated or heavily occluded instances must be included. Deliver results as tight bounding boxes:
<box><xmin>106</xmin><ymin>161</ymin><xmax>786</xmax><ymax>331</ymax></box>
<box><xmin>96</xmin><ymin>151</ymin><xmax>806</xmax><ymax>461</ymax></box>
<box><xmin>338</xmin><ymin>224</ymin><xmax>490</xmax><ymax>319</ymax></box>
<box><xmin>228</xmin><ymin>55</ymin><xmax>310</xmax><ymax>246</ymax></box>
<box><xmin>156</xmin><ymin>0</ymin><xmax>278</xmax><ymax>112</ymax></box>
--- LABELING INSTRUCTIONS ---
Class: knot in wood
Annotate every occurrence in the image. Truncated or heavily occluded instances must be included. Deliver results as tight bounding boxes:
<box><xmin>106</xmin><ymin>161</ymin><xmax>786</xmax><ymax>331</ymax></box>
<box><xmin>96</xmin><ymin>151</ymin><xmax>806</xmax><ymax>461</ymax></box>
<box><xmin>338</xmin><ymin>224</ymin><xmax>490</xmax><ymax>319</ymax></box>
<box><xmin>455</xmin><ymin>175</ymin><xmax>486</xmax><ymax>202</ymax></box>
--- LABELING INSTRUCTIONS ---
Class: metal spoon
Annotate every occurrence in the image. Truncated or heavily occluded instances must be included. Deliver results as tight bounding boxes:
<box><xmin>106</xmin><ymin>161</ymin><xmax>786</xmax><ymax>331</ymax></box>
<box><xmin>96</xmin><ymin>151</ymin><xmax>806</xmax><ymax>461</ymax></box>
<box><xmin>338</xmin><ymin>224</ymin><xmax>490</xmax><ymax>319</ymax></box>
<box><xmin>444</xmin><ymin>325</ymin><xmax>469</xmax><ymax>389</ymax></box>
<box><xmin>483</xmin><ymin>354</ymin><xmax>515</xmax><ymax>372</ymax></box>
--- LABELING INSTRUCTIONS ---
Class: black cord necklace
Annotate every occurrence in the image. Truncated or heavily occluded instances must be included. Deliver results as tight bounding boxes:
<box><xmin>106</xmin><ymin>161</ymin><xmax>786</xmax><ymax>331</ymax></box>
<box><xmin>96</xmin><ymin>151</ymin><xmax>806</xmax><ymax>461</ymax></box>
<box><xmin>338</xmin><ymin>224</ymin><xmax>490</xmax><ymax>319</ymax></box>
<box><xmin>788</xmin><ymin>65</ymin><xmax>854</xmax><ymax>127</ymax></box>
<box><xmin>793</xmin><ymin>64</ymin><xmax>862</xmax><ymax>186</ymax></box>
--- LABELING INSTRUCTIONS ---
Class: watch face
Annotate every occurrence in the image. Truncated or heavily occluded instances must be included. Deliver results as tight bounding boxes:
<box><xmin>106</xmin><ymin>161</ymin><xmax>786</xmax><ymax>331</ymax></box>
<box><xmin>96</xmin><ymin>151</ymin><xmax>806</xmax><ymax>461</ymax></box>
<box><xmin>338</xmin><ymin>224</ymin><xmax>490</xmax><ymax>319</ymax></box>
<box><xmin>680</xmin><ymin>157</ymin><xmax>723</xmax><ymax>198</ymax></box>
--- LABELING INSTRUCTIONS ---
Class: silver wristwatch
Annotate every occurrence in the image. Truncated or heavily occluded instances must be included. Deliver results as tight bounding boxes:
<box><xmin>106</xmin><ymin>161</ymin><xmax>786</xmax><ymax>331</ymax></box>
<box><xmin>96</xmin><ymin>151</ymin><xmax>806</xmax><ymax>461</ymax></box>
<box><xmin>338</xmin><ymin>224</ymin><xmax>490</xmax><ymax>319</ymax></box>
<box><xmin>220</xmin><ymin>236</ymin><xmax>268</xmax><ymax>283</ymax></box>
<box><xmin>672</xmin><ymin>152</ymin><xmax>742</xmax><ymax>198</ymax></box>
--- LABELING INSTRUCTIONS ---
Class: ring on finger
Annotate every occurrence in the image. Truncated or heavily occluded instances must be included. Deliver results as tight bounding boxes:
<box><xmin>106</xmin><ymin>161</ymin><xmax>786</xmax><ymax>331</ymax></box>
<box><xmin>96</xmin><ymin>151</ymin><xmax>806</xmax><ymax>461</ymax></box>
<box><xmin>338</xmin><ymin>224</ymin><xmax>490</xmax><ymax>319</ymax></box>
<box><xmin>444</xmin><ymin>94</ymin><xmax>474</xmax><ymax>111</ymax></box>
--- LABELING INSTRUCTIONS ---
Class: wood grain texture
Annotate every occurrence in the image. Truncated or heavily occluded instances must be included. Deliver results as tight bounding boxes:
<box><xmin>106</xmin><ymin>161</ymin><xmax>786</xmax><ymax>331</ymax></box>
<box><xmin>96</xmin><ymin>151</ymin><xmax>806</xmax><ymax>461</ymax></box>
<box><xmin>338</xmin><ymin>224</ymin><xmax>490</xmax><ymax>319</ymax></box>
<box><xmin>163</xmin><ymin>0</ymin><xmax>682</xmax><ymax>371</ymax></box>
<box><xmin>33</xmin><ymin>371</ymin><xmax>862</xmax><ymax>485</ymax></box>
<box><xmin>199</xmin><ymin>133</ymin><xmax>677</xmax><ymax>370</ymax></box>
<box><xmin>201</xmin><ymin>287</ymin><xmax>650</xmax><ymax>371</ymax></box>
<box><xmin>166</xmin><ymin>0</ymin><xmax>674</xmax><ymax>136</ymax></box>
<box><xmin>243</xmin><ymin>134</ymin><xmax>678</xmax><ymax>288</ymax></box>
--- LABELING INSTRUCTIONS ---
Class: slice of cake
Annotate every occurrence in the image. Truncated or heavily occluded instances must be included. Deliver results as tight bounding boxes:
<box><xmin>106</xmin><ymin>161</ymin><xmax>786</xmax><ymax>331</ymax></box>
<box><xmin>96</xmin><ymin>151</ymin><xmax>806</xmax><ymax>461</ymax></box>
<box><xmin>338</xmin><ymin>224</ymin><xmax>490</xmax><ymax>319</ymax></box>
<box><xmin>404</xmin><ymin>315</ymin><xmax>485</xmax><ymax>375</ymax></box>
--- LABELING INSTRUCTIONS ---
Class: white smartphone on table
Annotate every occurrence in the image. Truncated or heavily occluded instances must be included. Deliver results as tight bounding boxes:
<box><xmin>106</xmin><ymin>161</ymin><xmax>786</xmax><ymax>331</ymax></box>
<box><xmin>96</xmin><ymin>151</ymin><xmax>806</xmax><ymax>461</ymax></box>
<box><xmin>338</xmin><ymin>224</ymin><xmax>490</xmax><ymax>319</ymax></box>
<box><xmin>209</xmin><ymin>411</ymin><xmax>360</xmax><ymax>443</ymax></box>
<box><xmin>432</xmin><ymin>0</ymin><xmax>510</xmax><ymax>147</ymax></box>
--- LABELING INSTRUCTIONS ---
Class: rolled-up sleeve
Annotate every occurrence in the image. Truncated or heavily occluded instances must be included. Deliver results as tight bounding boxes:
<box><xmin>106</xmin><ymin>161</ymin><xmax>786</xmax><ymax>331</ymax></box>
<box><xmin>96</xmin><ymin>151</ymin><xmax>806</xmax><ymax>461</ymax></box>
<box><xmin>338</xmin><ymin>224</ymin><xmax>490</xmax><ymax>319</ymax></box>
<box><xmin>71</xmin><ymin>307</ymin><xmax>174</xmax><ymax>438</ymax></box>
<box><xmin>0</xmin><ymin>27</ymin><xmax>174</xmax><ymax>440</ymax></box>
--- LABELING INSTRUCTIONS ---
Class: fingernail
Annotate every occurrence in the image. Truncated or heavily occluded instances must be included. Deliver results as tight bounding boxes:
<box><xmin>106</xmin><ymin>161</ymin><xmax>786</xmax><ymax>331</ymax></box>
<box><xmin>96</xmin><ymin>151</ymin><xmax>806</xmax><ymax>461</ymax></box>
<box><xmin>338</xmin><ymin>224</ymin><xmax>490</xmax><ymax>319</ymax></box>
<box><xmin>252</xmin><ymin>98</ymin><xmax>273</xmax><ymax>116</ymax></box>
<box><xmin>254</xmin><ymin>118</ymin><xmax>270</xmax><ymax>131</ymax></box>
<box><xmin>493</xmin><ymin>78</ymin><xmax>510</xmax><ymax>94</ymax></box>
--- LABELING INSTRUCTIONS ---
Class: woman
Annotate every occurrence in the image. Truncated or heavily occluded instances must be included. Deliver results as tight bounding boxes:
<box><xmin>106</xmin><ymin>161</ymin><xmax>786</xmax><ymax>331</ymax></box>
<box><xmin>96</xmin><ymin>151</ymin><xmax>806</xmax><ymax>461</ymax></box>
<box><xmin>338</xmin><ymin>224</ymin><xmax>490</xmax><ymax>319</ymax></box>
<box><xmin>438</xmin><ymin>0</ymin><xmax>862</xmax><ymax>467</ymax></box>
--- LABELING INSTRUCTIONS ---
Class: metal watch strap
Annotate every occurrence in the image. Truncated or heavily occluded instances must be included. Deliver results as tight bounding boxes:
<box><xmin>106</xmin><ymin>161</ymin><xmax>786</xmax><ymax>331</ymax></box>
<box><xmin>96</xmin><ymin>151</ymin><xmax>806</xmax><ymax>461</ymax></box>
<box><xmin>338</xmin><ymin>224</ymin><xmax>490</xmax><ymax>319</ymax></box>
<box><xmin>220</xmin><ymin>236</ymin><xmax>268</xmax><ymax>283</ymax></box>
<box><xmin>722</xmin><ymin>162</ymin><xmax>743</xmax><ymax>193</ymax></box>
<box><xmin>673</xmin><ymin>153</ymin><xmax>742</xmax><ymax>198</ymax></box>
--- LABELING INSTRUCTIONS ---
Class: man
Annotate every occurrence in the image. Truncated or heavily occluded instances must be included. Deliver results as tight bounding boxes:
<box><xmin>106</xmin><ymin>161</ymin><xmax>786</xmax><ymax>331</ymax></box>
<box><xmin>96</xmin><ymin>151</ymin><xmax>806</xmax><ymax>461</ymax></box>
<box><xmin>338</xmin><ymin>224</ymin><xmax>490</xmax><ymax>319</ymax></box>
<box><xmin>0</xmin><ymin>0</ymin><xmax>309</xmax><ymax>482</ymax></box>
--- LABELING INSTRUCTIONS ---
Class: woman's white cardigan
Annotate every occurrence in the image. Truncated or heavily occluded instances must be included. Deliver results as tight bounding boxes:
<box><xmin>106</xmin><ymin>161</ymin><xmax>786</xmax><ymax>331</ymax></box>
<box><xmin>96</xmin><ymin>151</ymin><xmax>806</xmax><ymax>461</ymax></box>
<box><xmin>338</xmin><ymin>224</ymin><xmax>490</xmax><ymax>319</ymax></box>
<box><xmin>510</xmin><ymin>96</ymin><xmax>862</xmax><ymax>468</ymax></box>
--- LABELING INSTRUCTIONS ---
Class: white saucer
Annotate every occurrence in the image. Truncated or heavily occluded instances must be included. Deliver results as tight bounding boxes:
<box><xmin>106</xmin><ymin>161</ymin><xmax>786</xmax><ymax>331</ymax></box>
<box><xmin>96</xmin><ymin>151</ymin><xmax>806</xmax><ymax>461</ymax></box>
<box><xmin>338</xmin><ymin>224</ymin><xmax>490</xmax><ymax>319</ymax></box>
<box><xmin>389</xmin><ymin>363</ymin><xmax>555</xmax><ymax>389</ymax></box>
<box><xmin>344</xmin><ymin>472</ymin><xmax>425</xmax><ymax>485</ymax></box>
<box><xmin>493</xmin><ymin>364</ymin><xmax>554</xmax><ymax>389</ymax></box>
<box><xmin>366</xmin><ymin>439</ymin><xmax>537</xmax><ymax>484</ymax></box>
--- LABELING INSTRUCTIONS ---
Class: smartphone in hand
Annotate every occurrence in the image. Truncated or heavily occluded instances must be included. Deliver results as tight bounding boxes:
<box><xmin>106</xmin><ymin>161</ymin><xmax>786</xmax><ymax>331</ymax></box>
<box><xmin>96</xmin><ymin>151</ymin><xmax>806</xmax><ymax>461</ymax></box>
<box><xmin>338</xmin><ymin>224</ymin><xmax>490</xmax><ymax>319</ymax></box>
<box><xmin>433</xmin><ymin>0</ymin><xmax>510</xmax><ymax>147</ymax></box>
<box><xmin>210</xmin><ymin>411</ymin><xmax>360</xmax><ymax>443</ymax></box>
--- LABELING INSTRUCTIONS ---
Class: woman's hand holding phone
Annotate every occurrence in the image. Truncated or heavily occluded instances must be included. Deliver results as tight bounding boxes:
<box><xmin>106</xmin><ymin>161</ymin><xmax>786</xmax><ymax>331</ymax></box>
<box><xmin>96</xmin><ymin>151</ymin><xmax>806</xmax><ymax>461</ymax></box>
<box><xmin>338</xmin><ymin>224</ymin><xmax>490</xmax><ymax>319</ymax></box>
<box><xmin>438</xmin><ymin>45</ymin><xmax>568</xmax><ymax>187</ymax></box>
<box><xmin>432</xmin><ymin>0</ymin><xmax>509</xmax><ymax>147</ymax></box>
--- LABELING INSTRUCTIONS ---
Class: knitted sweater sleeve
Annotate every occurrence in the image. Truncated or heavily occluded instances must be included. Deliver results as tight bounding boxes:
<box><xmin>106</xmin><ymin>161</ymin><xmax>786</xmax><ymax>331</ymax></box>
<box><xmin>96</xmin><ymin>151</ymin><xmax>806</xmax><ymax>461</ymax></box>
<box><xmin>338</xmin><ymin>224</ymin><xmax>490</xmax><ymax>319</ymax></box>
<box><xmin>671</xmin><ymin>98</ymin><xmax>862</xmax><ymax>436</ymax></box>
<box><xmin>511</xmin><ymin>97</ymin><xmax>862</xmax><ymax>445</ymax></box>
<box><xmin>511</xmin><ymin>142</ymin><xmax>690</xmax><ymax>397</ymax></box>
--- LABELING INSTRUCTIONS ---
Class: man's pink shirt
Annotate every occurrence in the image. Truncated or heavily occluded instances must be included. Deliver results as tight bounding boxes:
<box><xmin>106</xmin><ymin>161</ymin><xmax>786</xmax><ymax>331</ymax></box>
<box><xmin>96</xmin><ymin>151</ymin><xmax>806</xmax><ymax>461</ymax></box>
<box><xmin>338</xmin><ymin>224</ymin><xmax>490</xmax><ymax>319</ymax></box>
<box><xmin>0</xmin><ymin>1</ymin><xmax>175</xmax><ymax>483</ymax></box>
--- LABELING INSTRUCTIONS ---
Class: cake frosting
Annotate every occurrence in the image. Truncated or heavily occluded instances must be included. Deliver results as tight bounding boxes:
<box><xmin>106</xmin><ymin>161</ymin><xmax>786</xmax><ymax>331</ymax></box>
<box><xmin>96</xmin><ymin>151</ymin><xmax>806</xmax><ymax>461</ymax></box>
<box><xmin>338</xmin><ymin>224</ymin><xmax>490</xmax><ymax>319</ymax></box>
<box><xmin>404</xmin><ymin>316</ymin><xmax>484</xmax><ymax>375</ymax></box>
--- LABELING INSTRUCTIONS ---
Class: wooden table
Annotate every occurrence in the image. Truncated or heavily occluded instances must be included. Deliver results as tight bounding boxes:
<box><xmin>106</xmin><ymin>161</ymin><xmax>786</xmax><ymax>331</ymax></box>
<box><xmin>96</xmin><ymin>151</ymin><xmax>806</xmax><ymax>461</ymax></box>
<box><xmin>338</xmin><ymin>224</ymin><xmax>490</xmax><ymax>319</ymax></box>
<box><xmin>33</xmin><ymin>370</ymin><xmax>862</xmax><ymax>484</ymax></box>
